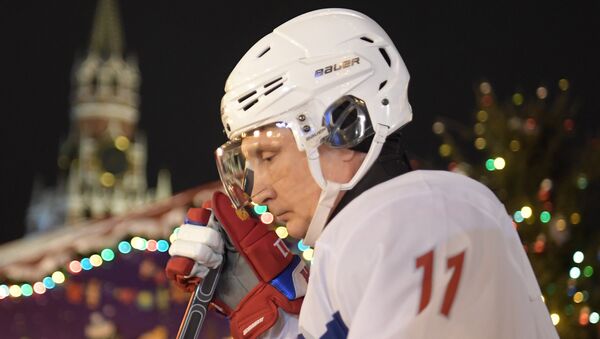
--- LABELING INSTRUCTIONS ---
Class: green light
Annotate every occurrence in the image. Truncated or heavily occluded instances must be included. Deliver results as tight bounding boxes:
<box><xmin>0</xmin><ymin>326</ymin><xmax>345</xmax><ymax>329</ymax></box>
<box><xmin>253</xmin><ymin>205</ymin><xmax>268</xmax><ymax>215</ymax></box>
<box><xmin>101</xmin><ymin>248</ymin><xmax>115</xmax><ymax>262</ymax></box>
<box><xmin>540</xmin><ymin>211</ymin><xmax>551</xmax><ymax>223</ymax></box>
<box><xmin>583</xmin><ymin>266</ymin><xmax>594</xmax><ymax>277</ymax></box>
<box><xmin>485</xmin><ymin>159</ymin><xmax>495</xmax><ymax>171</ymax></box>
<box><xmin>577</xmin><ymin>176</ymin><xmax>588</xmax><ymax>190</ymax></box>
<box><xmin>512</xmin><ymin>93</ymin><xmax>524</xmax><ymax>106</ymax></box>
<box><xmin>565</xmin><ymin>304</ymin><xmax>574</xmax><ymax>316</ymax></box>
<box><xmin>21</xmin><ymin>284</ymin><xmax>33</xmax><ymax>297</ymax></box>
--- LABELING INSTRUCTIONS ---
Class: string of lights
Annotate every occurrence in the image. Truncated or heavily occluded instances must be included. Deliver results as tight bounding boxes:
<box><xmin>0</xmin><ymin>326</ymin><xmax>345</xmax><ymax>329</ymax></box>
<box><xmin>0</xmin><ymin>237</ymin><xmax>171</xmax><ymax>300</ymax></box>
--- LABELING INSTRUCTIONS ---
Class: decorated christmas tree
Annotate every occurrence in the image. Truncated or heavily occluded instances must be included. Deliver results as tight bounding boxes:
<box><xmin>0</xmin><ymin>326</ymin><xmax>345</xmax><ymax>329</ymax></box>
<box><xmin>431</xmin><ymin>79</ymin><xmax>600</xmax><ymax>339</ymax></box>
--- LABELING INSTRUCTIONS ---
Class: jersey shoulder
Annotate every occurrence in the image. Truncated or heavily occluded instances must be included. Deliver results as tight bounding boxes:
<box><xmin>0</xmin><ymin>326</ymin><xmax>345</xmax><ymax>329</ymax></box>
<box><xmin>321</xmin><ymin>170</ymin><xmax>510</xmax><ymax>249</ymax></box>
<box><xmin>349</xmin><ymin>169</ymin><xmax>505</xmax><ymax>216</ymax></box>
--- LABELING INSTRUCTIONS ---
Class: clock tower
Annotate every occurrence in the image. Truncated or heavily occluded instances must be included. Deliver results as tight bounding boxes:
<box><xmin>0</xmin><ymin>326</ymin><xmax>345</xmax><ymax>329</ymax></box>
<box><xmin>27</xmin><ymin>0</ymin><xmax>171</xmax><ymax>232</ymax></box>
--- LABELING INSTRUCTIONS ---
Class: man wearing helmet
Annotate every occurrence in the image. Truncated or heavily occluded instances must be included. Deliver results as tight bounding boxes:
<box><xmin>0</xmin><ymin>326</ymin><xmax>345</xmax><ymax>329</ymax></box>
<box><xmin>167</xmin><ymin>8</ymin><xmax>558</xmax><ymax>339</ymax></box>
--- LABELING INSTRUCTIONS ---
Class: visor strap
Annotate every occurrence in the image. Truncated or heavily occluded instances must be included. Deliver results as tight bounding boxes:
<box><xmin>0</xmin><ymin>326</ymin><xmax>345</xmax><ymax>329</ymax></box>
<box><xmin>307</xmin><ymin>148</ymin><xmax>327</xmax><ymax>190</ymax></box>
<box><xmin>303</xmin><ymin>181</ymin><xmax>341</xmax><ymax>247</ymax></box>
<box><xmin>340</xmin><ymin>123</ymin><xmax>389</xmax><ymax>191</ymax></box>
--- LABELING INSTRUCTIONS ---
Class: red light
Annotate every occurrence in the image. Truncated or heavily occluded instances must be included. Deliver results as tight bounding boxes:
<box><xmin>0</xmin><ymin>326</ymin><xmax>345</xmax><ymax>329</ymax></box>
<box><xmin>69</xmin><ymin>260</ymin><xmax>82</xmax><ymax>274</ymax></box>
<box><xmin>260</xmin><ymin>212</ymin><xmax>274</xmax><ymax>224</ymax></box>
<box><xmin>146</xmin><ymin>240</ymin><xmax>157</xmax><ymax>252</ymax></box>
<box><xmin>564</xmin><ymin>119</ymin><xmax>575</xmax><ymax>132</ymax></box>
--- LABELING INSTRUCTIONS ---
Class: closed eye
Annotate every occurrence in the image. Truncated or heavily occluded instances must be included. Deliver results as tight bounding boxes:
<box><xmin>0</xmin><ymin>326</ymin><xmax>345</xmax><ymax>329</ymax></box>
<box><xmin>261</xmin><ymin>151</ymin><xmax>277</xmax><ymax>162</ymax></box>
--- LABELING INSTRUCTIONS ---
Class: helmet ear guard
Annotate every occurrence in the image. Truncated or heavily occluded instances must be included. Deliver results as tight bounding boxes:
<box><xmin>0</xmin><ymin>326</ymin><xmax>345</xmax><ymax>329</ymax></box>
<box><xmin>323</xmin><ymin>95</ymin><xmax>373</xmax><ymax>149</ymax></box>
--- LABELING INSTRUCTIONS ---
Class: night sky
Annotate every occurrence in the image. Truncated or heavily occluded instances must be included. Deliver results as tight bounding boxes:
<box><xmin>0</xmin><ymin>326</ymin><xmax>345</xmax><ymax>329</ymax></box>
<box><xmin>1</xmin><ymin>0</ymin><xmax>598</xmax><ymax>244</ymax></box>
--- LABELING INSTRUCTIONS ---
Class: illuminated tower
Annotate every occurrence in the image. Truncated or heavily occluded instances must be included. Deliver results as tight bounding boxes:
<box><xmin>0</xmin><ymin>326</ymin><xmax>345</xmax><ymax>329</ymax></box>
<box><xmin>26</xmin><ymin>0</ymin><xmax>171</xmax><ymax>232</ymax></box>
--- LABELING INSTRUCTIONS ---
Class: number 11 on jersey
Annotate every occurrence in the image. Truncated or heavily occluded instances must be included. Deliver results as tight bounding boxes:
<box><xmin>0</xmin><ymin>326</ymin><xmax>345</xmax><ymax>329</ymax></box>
<box><xmin>415</xmin><ymin>248</ymin><xmax>466</xmax><ymax>317</ymax></box>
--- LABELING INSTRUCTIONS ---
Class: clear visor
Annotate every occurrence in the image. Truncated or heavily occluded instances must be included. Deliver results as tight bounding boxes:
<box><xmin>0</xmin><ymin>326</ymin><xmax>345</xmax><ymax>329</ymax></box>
<box><xmin>215</xmin><ymin>125</ymin><xmax>286</xmax><ymax>209</ymax></box>
<box><xmin>215</xmin><ymin>139</ymin><xmax>251</xmax><ymax>209</ymax></box>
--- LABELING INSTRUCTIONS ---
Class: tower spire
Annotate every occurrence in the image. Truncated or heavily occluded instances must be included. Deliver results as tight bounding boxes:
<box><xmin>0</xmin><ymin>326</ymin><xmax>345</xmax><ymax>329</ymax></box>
<box><xmin>89</xmin><ymin>0</ymin><xmax>124</xmax><ymax>56</ymax></box>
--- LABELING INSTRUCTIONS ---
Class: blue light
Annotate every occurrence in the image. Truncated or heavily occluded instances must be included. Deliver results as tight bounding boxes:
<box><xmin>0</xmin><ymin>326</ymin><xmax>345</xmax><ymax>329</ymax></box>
<box><xmin>513</xmin><ymin>211</ymin><xmax>524</xmax><ymax>223</ymax></box>
<box><xmin>157</xmin><ymin>240</ymin><xmax>169</xmax><ymax>252</ymax></box>
<box><xmin>42</xmin><ymin>277</ymin><xmax>55</xmax><ymax>289</ymax></box>
<box><xmin>297</xmin><ymin>239</ymin><xmax>310</xmax><ymax>252</ymax></box>
<box><xmin>81</xmin><ymin>258</ymin><xmax>93</xmax><ymax>271</ymax></box>
<box><xmin>253</xmin><ymin>205</ymin><xmax>268</xmax><ymax>215</ymax></box>
<box><xmin>118</xmin><ymin>241</ymin><xmax>132</xmax><ymax>254</ymax></box>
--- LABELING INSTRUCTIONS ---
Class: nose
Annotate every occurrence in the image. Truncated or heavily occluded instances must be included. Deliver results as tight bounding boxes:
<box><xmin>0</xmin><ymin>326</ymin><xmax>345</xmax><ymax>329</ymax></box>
<box><xmin>250</xmin><ymin>170</ymin><xmax>276</xmax><ymax>205</ymax></box>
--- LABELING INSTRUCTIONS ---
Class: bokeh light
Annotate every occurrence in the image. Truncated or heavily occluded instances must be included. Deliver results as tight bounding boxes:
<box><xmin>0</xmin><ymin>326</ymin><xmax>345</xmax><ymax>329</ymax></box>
<box><xmin>493</xmin><ymin>157</ymin><xmax>506</xmax><ymax>170</ymax></box>
<box><xmin>81</xmin><ymin>258</ymin><xmax>93</xmax><ymax>270</ymax></box>
<box><xmin>90</xmin><ymin>254</ymin><xmax>103</xmax><ymax>267</ymax></box>
<box><xmin>260</xmin><ymin>212</ymin><xmax>274</xmax><ymax>224</ymax></box>
<box><xmin>9</xmin><ymin>285</ymin><xmax>22</xmax><ymax>298</ymax></box>
<box><xmin>590</xmin><ymin>312</ymin><xmax>599</xmax><ymax>324</ymax></box>
<box><xmin>118</xmin><ymin>241</ymin><xmax>132</xmax><ymax>254</ymax></box>
<box><xmin>253</xmin><ymin>204</ymin><xmax>268</xmax><ymax>215</ymax></box>
<box><xmin>302</xmin><ymin>248</ymin><xmax>314</xmax><ymax>261</ymax></box>
<box><xmin>146</xmin><ymin>240</ymin><xmax>158</xmax><ymax>252</ymax></box>
<box><xmin>52</xmin><ymin>271</ymin><xmax>65</xmax><ymax>284</ymax></box>
<box><xmin>20</xmin><ymin>284</ymin><xmax>33</xmax><ymax>297</ymax></box>
<box><xmin>570</xmin><ymin>267</ymin><xmax>581</xmax><ymax>279</ymax></box>
<box><xmin>540</xmin><ymin>211</ymin><xmax>551</xmax><ymax>223</ymax></box>
<box><xmin>275</xmin><ymin>226</ymin><xmax>289</xmax><ymax>239</ymax></box>
<box><xmin>573</xmin><ymin>251</ymin><xmax>584</xmax><ymax>264</ymax></box>
<box><xmin>157</xmin><ymin>240</ymin><xmax>169</xmax><ymax>252</ymax></box>
<box><xmin>33</xmin><ymin>282</ymin><xmax>46</xmax><ymax>295</ymax></box>
<box><xmin>101</xmin><ymin>248</ymin><xmax>115</xmax><ymax>261</ymax></box>
<box><xmin>42</xmin><ymin>277</ymin><xmax>55</xmax><ymax>289</ymax></box>
<box><xmin>520</xmin><ymin>206</ymin><xmax>533</xmax><ymax>219</ymax></box>
<box><xmin>69</xmin><ymin>260</ymin><xmax>82</xmax><ymax>273</ymax></box>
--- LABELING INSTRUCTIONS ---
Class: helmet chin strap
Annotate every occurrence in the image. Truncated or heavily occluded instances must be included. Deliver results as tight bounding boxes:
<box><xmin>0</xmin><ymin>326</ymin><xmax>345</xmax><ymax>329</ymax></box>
<box><xmin>303</xmin><ymin>181</ymin><xmax>342</xmax><ymax>247</ymax></box>
<box><xmin>302</xmin><ymin>124</ymin><xmax>389</xmax><ymax>247</ymax></box>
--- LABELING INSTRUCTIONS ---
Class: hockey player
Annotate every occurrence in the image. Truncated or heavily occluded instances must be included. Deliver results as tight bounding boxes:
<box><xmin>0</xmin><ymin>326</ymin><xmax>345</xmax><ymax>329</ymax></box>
<box><xmin>166</xmin><ymin>8</ymin><xmax>559</xmax><ymax>338</ymax></box>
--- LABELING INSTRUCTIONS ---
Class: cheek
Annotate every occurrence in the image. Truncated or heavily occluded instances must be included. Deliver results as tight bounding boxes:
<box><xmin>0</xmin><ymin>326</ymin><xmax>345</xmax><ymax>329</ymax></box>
<box><xmin>274</xmin><ymin>160</ymin><xmax>321</xmax><ymax>208</ymax></box>
<box><xmin>285</xmin><ymin>215</ymin><xmax>312</xmax><ymax>239</ymax></box>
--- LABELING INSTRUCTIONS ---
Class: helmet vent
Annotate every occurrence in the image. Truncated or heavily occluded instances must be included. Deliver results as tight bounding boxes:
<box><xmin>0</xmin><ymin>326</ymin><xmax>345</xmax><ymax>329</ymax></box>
<box><xmin>257</xmin><ymin>47</ymin><xmax>271</xmax><ymax>58</ymax></box>
<box><xmin>360</xmin><ymin>36</ymin><xmax>374</xmax><ymax>43</ymax></box>
<box><xmin>264</xmin><ymin>83</ymin><xmax>283</xmax><ymax>96</ymax></box>
<box><xmin>237</xmin><ymin>90</ymin><xmax>257</xmax><ymax>103</ymax></box>
<box><xmin>264</xmin><ymin>77</ymin><xmax>283</xmax><ymax>88</ymax></box>
<box><xmin>379</xmin><ymin>48</ymin><xmax>391</xmax><ymax>67</ymax></box>
<box><xmin>379</xmin><ymin>80</ymin><xmax>387</xmax><ymax>90</ymax></box>
<box><xmin>243</xmin><ymin>99</ymin><xmax>259</xmax><ymax>111</ymax></box>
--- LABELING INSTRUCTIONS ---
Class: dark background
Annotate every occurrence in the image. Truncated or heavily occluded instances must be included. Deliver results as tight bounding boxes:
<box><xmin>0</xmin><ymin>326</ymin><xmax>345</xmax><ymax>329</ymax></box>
<box><xmin>1</xmin><ymin>0</ymin><xmax>598</xmax><ymax>244</ymax></box>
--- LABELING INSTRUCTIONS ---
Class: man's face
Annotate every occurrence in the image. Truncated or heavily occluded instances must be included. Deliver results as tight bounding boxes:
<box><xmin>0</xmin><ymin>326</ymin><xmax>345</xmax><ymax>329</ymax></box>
<box><xmin>241</xmin><ymin>126</ymin><xmax>322</xmax><ymax>239</ymax></box>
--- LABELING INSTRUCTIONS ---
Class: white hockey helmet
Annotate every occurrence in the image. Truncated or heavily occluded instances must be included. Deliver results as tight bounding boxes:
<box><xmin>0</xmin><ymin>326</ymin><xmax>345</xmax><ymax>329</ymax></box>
<box><xmin>217</xmin><ymin>8</ymin><xmax>412</xmax><ymax>245</ymax></box>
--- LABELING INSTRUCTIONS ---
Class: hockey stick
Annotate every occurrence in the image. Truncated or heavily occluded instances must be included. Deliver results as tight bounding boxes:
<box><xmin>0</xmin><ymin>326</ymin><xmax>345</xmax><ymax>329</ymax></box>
<box><xmin>176</xmin><ymin>261</ymin><xmax>224</xmax><ymax>339</ymax></box>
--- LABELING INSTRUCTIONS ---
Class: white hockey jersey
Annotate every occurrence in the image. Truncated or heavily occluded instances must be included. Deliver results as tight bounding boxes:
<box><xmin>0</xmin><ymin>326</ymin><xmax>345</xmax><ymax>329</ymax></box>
<box><xmin>283</xmin><ymin>170</ymin><xmax>558</xmax><ymax>338</ymax></box>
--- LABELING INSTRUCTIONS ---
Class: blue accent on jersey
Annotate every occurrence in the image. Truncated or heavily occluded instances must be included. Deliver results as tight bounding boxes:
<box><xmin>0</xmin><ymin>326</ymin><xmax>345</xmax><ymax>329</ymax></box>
<box><xmin>321</xmin><ymin>311</ymin><xmax>348</xmax><ymax>339</ymax></box>
<box><xmin>184</xmin><ymin>217</ymin><xmax>206</xmax><ymax>226</ymax></box>
<box><xmin>270</xmin><ymin>255</ymin><xmax>301</xmax><ymax>300</ymax></box>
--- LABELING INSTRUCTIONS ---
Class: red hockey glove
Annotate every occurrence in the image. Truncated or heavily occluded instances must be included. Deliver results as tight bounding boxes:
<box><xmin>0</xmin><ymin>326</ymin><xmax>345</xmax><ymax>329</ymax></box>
<box><xmin>165</xmin><ymin>191</ymin><xmax>309</xmax><ymax>339</ymax></box>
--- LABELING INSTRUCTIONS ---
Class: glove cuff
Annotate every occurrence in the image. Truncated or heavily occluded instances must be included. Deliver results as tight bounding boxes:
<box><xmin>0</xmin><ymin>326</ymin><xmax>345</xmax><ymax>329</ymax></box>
<box><xmin>229</xmin><ymin>283</ymin><xmax>303</xmax><ymax>339</ymax></box>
